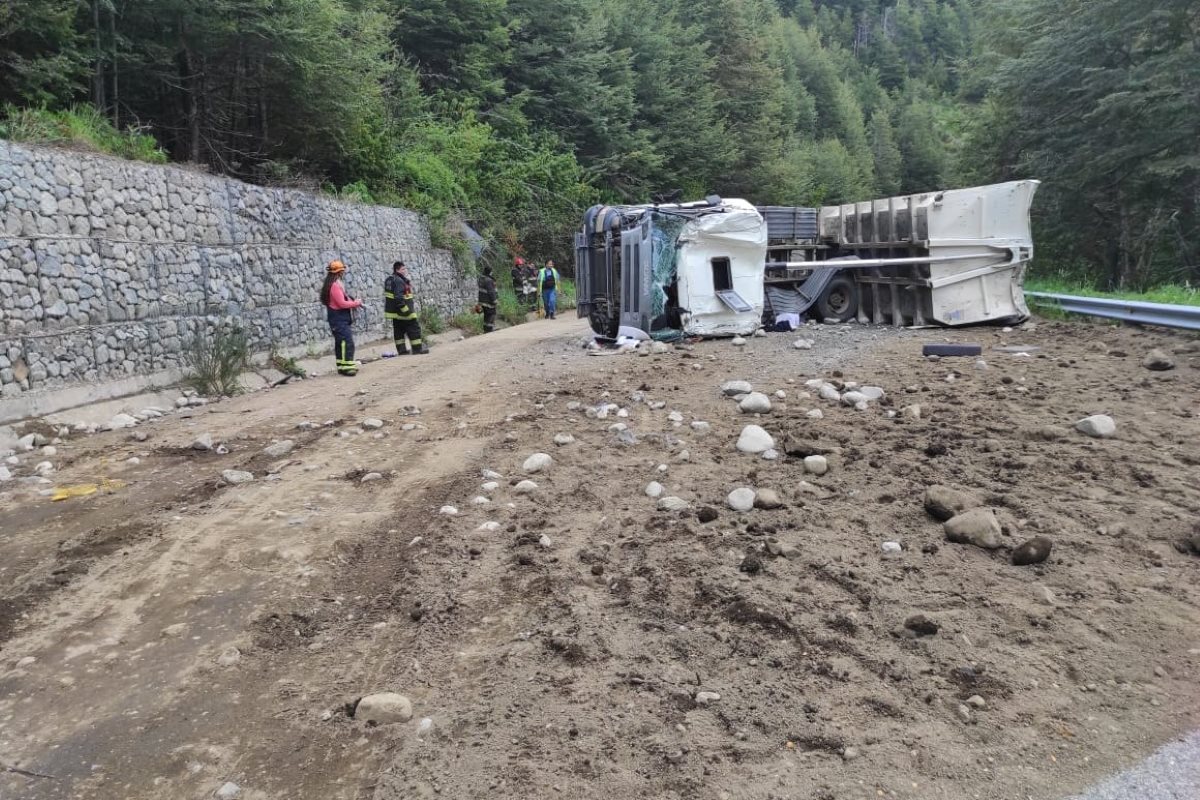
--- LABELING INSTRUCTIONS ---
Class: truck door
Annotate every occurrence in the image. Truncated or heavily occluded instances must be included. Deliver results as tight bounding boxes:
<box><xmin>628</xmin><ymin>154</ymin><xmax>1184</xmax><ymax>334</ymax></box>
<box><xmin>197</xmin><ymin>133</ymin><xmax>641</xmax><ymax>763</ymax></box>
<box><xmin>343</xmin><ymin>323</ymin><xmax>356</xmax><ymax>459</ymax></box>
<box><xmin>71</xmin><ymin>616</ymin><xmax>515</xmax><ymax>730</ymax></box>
<box><xmin>619</xmin><ymin>218</ymin><xmax>653</xmax><ymax>334</ymax></box>
<box><xmin>574</xmin><ymin>231</ymin><xmax>591</xmax><ymax>319</ymax></box>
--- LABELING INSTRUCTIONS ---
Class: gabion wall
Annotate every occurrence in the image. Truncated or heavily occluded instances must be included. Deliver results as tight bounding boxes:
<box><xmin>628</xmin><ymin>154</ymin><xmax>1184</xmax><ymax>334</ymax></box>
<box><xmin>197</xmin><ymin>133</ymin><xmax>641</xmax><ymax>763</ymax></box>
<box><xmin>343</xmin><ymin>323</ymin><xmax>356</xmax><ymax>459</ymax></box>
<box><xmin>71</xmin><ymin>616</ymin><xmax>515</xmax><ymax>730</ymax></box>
<box><xmin>0</xmin><ymin>140</ymin><xmax>474</xmax><ymax>401</ymax></box>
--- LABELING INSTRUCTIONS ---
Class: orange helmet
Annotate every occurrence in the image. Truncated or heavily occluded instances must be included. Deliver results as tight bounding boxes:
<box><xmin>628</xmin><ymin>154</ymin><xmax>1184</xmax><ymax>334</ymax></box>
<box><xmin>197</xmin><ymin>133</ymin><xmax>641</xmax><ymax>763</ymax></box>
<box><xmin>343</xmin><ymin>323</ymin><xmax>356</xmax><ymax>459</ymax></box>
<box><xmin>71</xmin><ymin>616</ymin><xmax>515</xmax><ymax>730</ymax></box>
<box><xmin>327</xmin><ymin>260</ymin><xmax>345</xmax><ymax>274</ymax></box>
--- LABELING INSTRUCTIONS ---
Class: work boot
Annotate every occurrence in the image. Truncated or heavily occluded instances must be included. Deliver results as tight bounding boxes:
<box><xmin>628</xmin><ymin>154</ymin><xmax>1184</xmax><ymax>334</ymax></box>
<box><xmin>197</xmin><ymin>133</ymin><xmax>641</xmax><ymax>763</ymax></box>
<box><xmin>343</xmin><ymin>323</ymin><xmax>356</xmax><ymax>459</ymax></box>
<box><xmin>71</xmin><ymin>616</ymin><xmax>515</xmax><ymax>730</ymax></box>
<box><xmin>413</xmin><ymin>345</ymin><xmax>430</xmax><ymax>355</ymax></box>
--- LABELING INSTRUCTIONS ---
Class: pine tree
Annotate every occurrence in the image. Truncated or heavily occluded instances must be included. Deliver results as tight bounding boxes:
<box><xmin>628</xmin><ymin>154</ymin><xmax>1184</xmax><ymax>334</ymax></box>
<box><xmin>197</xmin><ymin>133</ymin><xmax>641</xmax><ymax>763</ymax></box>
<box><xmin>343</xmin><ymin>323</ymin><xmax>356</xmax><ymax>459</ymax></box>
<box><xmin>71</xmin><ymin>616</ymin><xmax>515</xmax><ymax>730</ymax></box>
<box><xmin>869</xmin><ymin>108</ymin><xmax>902</xmax><ymax>195</ymax></box>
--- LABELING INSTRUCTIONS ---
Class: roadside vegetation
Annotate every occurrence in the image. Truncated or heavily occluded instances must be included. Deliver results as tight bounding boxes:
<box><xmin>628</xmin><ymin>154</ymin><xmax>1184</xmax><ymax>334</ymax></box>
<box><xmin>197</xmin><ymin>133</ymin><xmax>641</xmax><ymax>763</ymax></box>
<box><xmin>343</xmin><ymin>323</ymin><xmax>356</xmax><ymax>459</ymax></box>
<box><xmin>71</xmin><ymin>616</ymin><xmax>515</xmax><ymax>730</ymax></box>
<box><xmin>3</xmin><ymin>1</ymin><xmax>1193</xmax><ymax>292</ymax></box>
<box><xmin>1025</xmin><ymin>278</ymin><xmax>1200</xmax><ymax>307</ymax></box>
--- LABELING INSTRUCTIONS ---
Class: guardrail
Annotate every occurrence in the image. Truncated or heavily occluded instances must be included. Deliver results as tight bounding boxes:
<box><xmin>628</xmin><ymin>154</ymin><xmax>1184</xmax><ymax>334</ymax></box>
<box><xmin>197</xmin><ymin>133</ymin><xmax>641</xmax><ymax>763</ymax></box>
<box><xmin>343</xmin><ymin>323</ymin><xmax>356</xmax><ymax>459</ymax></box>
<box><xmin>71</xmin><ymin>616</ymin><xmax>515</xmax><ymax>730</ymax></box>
<box><xmin>1024</xmin><ymin>291</ymin><xmax>1200</xmax><ymax>331</ymax></box>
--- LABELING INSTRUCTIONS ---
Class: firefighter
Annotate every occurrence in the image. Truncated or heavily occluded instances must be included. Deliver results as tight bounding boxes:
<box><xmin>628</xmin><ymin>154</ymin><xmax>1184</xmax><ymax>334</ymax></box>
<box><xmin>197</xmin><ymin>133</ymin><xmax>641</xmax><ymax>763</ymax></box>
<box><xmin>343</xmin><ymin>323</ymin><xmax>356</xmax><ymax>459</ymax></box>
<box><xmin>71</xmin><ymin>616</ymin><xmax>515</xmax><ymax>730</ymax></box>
<box><xmin>384</xmin><ymin>261</ymin><xmax>428</xmax><ymax>354</ymax></box>
<box><xmin>510</xmin><ymin>257</ymin><xmax>525</xmax><ymax>294</ymax></box>
<box><xmin>477</xmin><ymin>265</ymin><xmax>498</xmax><ymax>333</ymax></box>
<box><xmin>320</xmin><ymin>260</ymin><xmax>363</xmax><ymax>376</ymax></box>
<box><xmin>538</xmin><ymin>259</ymin><xmax>561</xmax><ymax>319</ymax></box>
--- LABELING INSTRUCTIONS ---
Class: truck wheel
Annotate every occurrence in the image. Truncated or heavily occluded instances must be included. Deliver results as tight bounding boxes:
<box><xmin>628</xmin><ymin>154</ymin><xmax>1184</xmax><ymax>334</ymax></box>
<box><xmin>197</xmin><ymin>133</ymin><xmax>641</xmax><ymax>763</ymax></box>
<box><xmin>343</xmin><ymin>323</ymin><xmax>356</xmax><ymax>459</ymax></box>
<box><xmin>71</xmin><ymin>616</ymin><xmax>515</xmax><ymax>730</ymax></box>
<box><xmin>815</xmin><ymin>275</ymin><xmax>859</xmax><ymax>323</ymax></box>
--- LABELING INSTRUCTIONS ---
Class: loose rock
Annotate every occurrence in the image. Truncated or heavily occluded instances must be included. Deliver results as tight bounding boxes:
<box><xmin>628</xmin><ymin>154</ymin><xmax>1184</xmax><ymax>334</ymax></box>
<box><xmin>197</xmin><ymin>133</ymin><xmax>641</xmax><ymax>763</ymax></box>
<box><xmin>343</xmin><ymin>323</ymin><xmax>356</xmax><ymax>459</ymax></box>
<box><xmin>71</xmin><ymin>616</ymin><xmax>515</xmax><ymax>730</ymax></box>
<box><xmin>695</xmin><ymin>691</ymin><xmax>721</xmax><ymax>705</ymax></box>
<box><xmin>754</xmin><ymin>489</ymin><xmax>783</xmax><ymax>509</ymax></box>
<box><xmin>923</xmin><ymin>485</ymin><xmax>978</xmax><ymax>521</ymax></box>
<box><xmin>523</xmin><ymin>452</ymin><xmax>554</xmax><ymax>473</ymax></box>
<box><xmin>514</xmin><ymin>480</ymin><xmax>539</xmax><ymax>494</ymax></box>
<box><xmin>766</xmin><ymin>538</ymin><xmax>800</xmax><ymax>558</ymax></box>
<box><xmin>1012</xmin><ymin>536</ymin><xmax>1053</xmax><ymax>566</ymax></box>
<box><xmin>645</xmin><ymin>481</ymin><xmax>665</xmax><ymax>498</ymax></box>
<box><xmin>216</xmin><ymin>782</ymin><xmax>242</xmax><ymax>800</ymax></box>
<box><xmin>1142</xmin><ymin>349</ymin><xmax>1175</xmax><ymax>371</ymax></box>
<box><xmin>1075</xmin><ymin>414</ymin><xmax>1116</xmax><ymax>438</ymax></box>
<box><xmin>553</xmin><ymin>433</ymin><xmax>575</xmax><ymax>446</ymax></box>
<box><xmin>944</xmin><ymin>508</ymin><xmax>1003</xmax><ymax>549</ymax></box>
<box><xmin>904</xmin><ymin>614</ymin><xmax>939</xmax><ymax>636</ymax></box>
<box><xmin>736</xmin><ymin>425</ymin><xmax>775</xmax><ymax>454</ymax></box>
<box><xmin>657</xmin><ymin>496</ymin><xmax>689</xmax><ymax>512</ymax></box>
<box><xmin>356</xmin><ymin>692</ymin><xmax>414</xmax><ymax>724</ymax></box>
<box><xmin>697</xmin><ymin>507</ymin><xmax>719</xmax><ymax>523</ymax></box>
<box><xmin>731</xmin><ymin>336</ymin><xmax>747</xmax><ymax>347</ymax></box>
<box><xmin>727</xmin><ymin>488</ymin><xmax>756</xmax><ymax>512</ymax></box>
<box><xmin>106</xmin><ymin>413</ymin><xmax>138</xmax><ymax>430</ymax></box>
<box><xmin>221</xmin><ymin>469</ymin><xmax>254</xmax><ymax>485</ymax></box>
<box><xmin>439</xmin><ymin>505</ymin><xmax>459</xmax><ymax>515</ymax></box>
<box><xmin>803</xmin><ymin>455</ymin><xmax>828</xmax><ymax>476</ymax></box>
<box><xmin>721</xmin><ymin>380</ymin><xmax>753</xmax><ymax>397</ymax></box>
<box><xmin>262</xmin><ymin>440</ymin><xmax>295</xmax><ymax>458</ymax></box>
<box><xmin>738</xmin><ymin>392</ymin><xmax>773</xmax><ymax>414</ymax></box>
<box><xmin>361</xmin><ymin>418</ymin><xmax>385</xmax><ymax>430</ymax></box>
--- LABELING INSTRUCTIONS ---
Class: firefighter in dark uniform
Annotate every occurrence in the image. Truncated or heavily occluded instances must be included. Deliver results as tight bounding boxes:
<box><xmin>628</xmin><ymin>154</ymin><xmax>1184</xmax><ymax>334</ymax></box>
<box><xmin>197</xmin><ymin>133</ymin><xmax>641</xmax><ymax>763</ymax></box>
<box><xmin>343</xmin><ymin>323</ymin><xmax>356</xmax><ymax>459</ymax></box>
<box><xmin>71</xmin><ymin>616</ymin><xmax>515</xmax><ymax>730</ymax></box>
<box><xmin>384</xmin><ymin>261</ymin><xmax>428</xmax><ymax>355</ymax></box>
<box><xmin>477</xmin><ymin>265</ymin><xmax>498</xmax><ymax>333</ymax></box>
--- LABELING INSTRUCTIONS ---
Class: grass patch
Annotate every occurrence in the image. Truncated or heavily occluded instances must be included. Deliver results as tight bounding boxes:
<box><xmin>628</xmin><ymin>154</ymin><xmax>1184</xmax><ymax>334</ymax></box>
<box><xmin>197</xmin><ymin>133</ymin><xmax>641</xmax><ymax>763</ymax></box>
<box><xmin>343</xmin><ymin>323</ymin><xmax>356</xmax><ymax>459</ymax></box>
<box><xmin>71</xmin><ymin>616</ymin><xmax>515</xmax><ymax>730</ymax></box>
<box><xmin>185</xmin><ymin>328</ymin><xmax>250</xmax><ymax>397</ymax></box>
<box><xmin>418</xmin><ymin>305</ymin><xmax>446</xmax><ymax>334</ymax></box>
<box><xmin>448</xmin><ymin>311</ymin><xmax>485</xmax><ymax>335</ymax></box>
<box><xmin>1</xmin><ymin>104</ymin><xmax>167</xmax><ymax>163</ymax></box>
<box><xmin>498</xmin><ymin>289</ymin><xmax>531</xmax><ymax>326</ymax></box>
<box><xmin>269</xmin><ymin>348</ymin><xmax>307</xmax><ymax>378</ymax></box>
<box><xmin>1025</xmin><ymin>279</ymin><xmax>1200</xmax><ymax>306</ymax></box>
<box><xmin>557</xmin><ymin>278</ymin><xmax>577</xmax><ymax>310</ymax></box>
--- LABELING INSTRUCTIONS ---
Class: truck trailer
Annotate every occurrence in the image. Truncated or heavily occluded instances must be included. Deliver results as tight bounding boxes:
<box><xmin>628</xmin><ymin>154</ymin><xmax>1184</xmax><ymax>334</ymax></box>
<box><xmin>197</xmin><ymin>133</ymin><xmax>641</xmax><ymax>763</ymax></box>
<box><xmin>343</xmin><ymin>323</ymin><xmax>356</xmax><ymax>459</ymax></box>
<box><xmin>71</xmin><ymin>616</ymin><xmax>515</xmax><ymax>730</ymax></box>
<box><xmin>574</xmin><ymin>180</ymin><xmax>1039</xmax><ymax>339</ymax></box>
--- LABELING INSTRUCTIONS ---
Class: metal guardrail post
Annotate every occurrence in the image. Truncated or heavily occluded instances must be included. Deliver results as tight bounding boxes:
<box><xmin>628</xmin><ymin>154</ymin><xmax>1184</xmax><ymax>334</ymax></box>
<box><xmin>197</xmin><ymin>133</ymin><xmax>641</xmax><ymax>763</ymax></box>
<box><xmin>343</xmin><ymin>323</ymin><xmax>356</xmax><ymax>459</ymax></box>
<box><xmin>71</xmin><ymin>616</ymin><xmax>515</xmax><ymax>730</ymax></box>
<box><xmin>1024</xmin><ymin>291</ymin><xmax>1200</xmax><ymax>331</ymax></box>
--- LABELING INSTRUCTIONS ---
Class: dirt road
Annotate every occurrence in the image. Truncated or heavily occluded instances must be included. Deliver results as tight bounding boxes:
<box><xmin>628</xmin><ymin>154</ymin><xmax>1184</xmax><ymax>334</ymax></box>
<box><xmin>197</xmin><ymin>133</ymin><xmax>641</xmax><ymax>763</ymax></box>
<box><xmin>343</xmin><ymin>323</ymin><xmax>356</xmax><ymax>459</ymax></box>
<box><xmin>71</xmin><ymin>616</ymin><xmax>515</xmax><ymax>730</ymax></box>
<box><xmin>1</xmin><ymin>316</ymin><xmax>1198</xmax><ymax>800</ymax></box>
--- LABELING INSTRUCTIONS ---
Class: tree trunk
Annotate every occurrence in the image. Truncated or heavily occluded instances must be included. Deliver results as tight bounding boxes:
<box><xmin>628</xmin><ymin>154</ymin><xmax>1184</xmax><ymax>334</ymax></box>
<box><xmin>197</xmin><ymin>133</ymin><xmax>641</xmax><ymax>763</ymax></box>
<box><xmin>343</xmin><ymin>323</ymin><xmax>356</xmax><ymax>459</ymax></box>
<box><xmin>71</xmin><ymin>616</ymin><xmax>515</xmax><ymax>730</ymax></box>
<box><xmin>177</xmin><ymin>44</ymin><xmax>201</xmax><ymax>162</ymax></box>
<box><xmin>110</xmin><ymin>3</ymin><xmax>119</xmax><ymax>128</ymax></box>
<box><xmin>92</xmin><ymin>0</ymin><xmax>107</xmax><ymax>113</ymax></box>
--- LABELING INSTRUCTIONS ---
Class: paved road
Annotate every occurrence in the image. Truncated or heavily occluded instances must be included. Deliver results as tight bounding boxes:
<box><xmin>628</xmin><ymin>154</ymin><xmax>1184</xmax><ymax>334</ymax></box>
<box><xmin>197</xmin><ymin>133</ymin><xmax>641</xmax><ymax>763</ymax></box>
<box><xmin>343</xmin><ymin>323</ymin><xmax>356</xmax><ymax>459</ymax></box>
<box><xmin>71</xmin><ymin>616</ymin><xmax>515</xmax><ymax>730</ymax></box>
<box><xmin>1068</xmin><ymin>730</ymin><xmax>1200</xmax><ymax>800</ymax></box>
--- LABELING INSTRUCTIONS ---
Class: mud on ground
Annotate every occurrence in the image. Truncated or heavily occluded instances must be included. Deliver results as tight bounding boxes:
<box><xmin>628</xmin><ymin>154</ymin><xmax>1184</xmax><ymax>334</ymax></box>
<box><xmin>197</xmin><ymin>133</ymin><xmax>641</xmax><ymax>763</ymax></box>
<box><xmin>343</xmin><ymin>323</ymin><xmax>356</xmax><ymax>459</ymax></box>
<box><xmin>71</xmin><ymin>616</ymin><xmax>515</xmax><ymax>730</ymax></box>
<box><xmin>1</xmin><ymin>316</ymin><xmax>1198</xmax><ymax>800</ymax></box>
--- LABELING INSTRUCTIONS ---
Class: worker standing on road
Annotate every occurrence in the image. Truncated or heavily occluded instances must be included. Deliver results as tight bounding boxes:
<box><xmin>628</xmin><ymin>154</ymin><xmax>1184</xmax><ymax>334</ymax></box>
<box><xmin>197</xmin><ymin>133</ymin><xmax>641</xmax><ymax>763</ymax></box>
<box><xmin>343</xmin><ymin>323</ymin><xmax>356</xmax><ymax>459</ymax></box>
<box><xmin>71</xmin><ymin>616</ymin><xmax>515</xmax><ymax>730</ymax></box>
<box><xmin>477</xmin><ymin>265</ymin><xmax>498</xmax><ymax>333</ymax></box>
<box><xmin>384</xmin><ymin>261</ymin><xmax>428</xmax><ymax>355</ymax></box>
<box><xmin>320</xmin><ymin>260</ymin><xmax>362</xmax><ymax>376</ymax></box>
<box><xmin>538</xmin><ymin>259</ymin><xmax>561</xmax><ymax>320</ymax></box>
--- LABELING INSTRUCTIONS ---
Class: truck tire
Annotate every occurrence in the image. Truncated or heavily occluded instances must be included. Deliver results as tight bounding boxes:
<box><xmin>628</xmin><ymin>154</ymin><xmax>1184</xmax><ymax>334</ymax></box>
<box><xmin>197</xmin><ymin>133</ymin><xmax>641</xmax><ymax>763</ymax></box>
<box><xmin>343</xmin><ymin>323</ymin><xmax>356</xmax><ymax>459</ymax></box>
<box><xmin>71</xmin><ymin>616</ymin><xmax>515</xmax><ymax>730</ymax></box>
<box><xmin>815</xmin><ymin>275</ymin><xmax>859</xmax><ymax>323</ymax></box>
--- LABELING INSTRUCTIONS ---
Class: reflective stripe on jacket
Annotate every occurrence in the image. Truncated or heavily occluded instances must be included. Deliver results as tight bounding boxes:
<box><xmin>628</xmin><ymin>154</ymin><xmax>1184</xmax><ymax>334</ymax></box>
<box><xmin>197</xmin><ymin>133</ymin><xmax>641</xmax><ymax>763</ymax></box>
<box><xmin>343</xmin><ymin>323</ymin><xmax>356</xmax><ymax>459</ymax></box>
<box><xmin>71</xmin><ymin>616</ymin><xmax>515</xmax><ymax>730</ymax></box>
<box><xmin>385</xmin><ymin>274</ymin><xmax>416</xmax><ymax>320</ymax></box>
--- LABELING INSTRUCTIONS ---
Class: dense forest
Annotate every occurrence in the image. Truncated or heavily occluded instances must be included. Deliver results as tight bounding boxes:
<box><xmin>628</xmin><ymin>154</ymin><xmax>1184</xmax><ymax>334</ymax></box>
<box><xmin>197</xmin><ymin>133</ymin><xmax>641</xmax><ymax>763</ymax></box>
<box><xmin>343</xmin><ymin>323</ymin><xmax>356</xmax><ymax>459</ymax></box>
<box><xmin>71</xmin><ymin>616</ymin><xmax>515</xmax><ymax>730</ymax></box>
<box><xmin>1</xmin><ymin>0</ymin><xmax>1196</xmax><ymax>287</ymax></box>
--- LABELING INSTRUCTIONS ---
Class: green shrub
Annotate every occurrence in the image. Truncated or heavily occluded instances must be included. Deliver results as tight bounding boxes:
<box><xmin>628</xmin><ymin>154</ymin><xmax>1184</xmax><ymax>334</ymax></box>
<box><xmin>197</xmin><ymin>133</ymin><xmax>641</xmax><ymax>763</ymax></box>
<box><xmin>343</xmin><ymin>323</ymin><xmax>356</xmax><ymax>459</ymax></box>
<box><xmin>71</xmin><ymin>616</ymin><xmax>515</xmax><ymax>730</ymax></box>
<box><xmin>185</xmin><ymin>328</ymin><xmax>250</xmax><ymax>396</ymax></box>
<box><xmin>418</xmin><ymin>304</ymin><xmax>446</xmax><ymax>334</ymax></box>
<box><xmin>0</xmin><ymin>105</ymin><xmax>167</xmax><ymax>164</ymax></box>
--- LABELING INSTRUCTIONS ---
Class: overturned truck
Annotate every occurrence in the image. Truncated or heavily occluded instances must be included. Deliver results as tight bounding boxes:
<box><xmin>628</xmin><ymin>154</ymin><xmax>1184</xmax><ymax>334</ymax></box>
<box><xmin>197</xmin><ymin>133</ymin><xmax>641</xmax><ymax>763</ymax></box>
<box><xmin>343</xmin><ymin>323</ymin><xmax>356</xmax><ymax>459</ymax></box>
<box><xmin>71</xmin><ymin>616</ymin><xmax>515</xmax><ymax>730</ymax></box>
<box><xmin>574</xmin><ymin>180</ymin><xmax>1039</xmax><ymax>339</ymax></box>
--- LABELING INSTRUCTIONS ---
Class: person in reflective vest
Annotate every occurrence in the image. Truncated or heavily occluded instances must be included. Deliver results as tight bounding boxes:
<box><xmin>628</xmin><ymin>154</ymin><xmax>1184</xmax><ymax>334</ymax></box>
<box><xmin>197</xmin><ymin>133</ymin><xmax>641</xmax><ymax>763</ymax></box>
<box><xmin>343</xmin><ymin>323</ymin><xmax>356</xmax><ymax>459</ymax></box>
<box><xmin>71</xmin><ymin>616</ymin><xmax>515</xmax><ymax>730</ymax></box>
<box><xmin>320</xmin><ymin>260</ymin><xmax>362</xmax><ymax>376</ymax></box>
<box><xmin>477</xmin><ymin>265</ymin><xmax>498</xmax><ymax>333</ymax></box>
<box><xmin>384</xmin><ymin>261</ymin><xmax>428</xmax><ymax>355</ymax></box>
<box><xmin>538</xmin><ymin>259</ymin><xmax>561</xmax><ymax>319</ymax></box>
